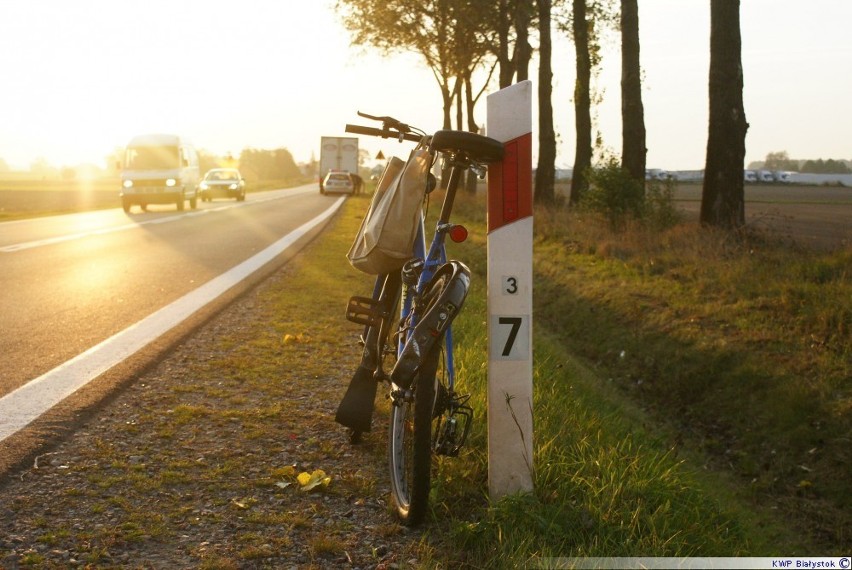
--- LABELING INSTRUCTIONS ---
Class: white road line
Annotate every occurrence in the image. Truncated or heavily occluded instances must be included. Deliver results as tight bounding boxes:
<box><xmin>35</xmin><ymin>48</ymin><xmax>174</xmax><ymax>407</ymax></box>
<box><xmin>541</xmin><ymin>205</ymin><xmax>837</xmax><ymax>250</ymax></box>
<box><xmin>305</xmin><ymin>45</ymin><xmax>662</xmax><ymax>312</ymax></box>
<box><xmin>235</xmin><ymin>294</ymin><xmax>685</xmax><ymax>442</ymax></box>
<box><xmin>0</xmin><ymin>187</ymin><xmax>317</xmax><ymax>253</ymax></box>
<box><xmin>0</xmin><ymin>196</ymin><xmax>345</xmax><ymax>443</ymax></box>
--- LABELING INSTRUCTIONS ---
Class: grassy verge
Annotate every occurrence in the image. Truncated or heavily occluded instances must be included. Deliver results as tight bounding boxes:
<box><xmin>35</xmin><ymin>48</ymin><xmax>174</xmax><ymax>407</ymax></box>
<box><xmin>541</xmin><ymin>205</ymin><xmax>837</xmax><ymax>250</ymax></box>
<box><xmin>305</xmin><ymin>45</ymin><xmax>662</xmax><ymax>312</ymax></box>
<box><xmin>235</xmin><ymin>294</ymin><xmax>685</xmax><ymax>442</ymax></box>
<box><xmin>419</xmin><ymin>190</ymin><xmax>848</xmax><ymax>563</ymax></box>
<box><xmin>310</xmin><ymin>189</ymin><xmax>845</xmax><ymax>563</ymax></box>
<box><xmin>312</xmin><ymin>189</ymin><xmax>847</xmax><ymax>562</ymax></box>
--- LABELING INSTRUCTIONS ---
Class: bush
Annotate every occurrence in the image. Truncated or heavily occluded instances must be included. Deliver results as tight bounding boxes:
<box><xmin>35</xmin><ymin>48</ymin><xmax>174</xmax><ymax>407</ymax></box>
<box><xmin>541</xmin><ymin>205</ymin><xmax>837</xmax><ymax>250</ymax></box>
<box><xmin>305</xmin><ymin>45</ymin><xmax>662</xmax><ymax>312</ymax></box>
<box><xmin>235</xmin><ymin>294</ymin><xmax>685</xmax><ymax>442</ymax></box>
<box><xmin>585</xmin><ymin>157</ymin><xmax>646</xmax><ymax>230</ymax></box>
<box><xmin>644</xmin><ymin>177</ymin><xmax>681</xmax><ymax>230</ymax></box>
<box><xmin>585</xmin><ymin>157</ymin><xmax>680</xmax><ymax>231</ymax></box>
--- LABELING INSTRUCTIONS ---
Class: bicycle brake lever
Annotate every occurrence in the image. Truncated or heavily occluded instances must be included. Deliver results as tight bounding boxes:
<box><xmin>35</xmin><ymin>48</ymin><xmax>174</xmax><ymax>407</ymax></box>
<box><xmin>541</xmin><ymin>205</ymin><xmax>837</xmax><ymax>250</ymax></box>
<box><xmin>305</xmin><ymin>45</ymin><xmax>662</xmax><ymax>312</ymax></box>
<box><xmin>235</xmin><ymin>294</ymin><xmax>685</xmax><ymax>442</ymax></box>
<box><xmin>357</xmin><ymin>111</ymin><xmax>409</xmax><ymax>133</ymax></box>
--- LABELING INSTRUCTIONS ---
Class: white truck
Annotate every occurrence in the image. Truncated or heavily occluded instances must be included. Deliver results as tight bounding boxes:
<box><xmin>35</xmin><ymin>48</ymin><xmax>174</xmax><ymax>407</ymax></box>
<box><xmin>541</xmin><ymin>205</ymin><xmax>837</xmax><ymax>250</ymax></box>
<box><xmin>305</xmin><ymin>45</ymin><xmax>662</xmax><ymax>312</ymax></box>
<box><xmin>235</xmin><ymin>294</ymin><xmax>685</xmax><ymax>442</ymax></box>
<box><xmin>759</xmin><ymin>170</ymin><xmax>775</xmax><ymax>183</ymax></box>
<box><xmin>319</xmin><ymin>136</ymin><xmax>359</xmax><ymax>194</ymax></box>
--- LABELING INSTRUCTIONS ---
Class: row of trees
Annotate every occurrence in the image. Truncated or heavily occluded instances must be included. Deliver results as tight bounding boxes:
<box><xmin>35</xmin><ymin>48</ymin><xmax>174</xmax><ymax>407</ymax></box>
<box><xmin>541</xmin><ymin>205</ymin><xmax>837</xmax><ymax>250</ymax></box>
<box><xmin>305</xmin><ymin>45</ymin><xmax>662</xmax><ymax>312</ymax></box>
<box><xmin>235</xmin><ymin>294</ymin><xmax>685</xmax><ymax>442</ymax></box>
<box><xmin>337</xmin><ymin>0</ymin><xmax>750</xmax><ymax>230</ymax></box>
<box><xmin>801</xmin><ymin>158</ymin><xmax>852</xmax><ymax>174</ymax></box>
<box><xmin>231</xmin><ymin>148</ymin><xmax>302</xmax><ymax>181</ymax></box>
<box><xmin>0</xmin><ymin>148</ymin><xmax>303</xmax><ymax>182</ymax></box>
<box><xmin>760</xmin><ymin>151</ymin><xmax>851</xmax><ymax>174</ymax></box>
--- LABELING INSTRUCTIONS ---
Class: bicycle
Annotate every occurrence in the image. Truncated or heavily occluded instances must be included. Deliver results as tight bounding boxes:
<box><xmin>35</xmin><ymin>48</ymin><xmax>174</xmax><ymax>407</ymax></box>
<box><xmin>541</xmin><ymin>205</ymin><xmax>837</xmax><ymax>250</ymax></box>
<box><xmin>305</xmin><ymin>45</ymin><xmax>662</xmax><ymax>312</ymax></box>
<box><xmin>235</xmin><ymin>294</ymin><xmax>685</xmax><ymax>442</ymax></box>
<box><xmin>335</xmin><ymin>111</ymin><xmax>504</xmax><ymax>526</ymax></box>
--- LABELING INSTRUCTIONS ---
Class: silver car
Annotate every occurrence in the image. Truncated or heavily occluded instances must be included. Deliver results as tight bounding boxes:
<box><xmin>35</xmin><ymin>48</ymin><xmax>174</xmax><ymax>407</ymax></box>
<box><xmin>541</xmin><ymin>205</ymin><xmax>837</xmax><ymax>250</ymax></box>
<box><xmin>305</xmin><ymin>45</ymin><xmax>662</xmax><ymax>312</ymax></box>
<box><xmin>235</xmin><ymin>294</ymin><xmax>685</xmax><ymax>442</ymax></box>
<box><xmin>321</xmin><ymin>172</ymin><xmax>354</xmax><ymax>195</ymax></box>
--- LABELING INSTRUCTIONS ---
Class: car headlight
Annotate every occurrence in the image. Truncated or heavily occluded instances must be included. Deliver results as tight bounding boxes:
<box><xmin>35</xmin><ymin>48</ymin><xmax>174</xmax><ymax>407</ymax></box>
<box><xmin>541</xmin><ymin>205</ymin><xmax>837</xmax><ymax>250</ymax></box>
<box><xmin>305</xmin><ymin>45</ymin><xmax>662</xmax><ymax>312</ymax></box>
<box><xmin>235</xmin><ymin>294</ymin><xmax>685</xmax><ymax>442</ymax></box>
<box><xmin>166</xmin><ymin>178</ymin><xmax>177</xmax><ymax>187</ymax></box>
<box><xmin>123</xmin><ymin>180</ymin><xmax>134</xmax><ymax>188</ymax></box>
<box><xmin>200</xmin><ymin>182</ymin><xmax>209</xmax><ymax>190</ymax></box>
<box><xmin>229</xmin><ymin>183</ymin><xmax>238</xmax><ymax>190</ymax></box>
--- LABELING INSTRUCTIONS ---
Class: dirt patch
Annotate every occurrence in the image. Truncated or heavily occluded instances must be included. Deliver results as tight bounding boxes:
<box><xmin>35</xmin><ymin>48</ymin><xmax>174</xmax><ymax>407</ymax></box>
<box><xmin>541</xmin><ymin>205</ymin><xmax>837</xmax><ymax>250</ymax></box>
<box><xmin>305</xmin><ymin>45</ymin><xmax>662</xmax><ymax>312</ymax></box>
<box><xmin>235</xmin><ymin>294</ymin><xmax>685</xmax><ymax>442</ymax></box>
<box><xmin>676</xmin><ymin>199</ymin><xmax>851</xmax><ymax>251</ymax></box>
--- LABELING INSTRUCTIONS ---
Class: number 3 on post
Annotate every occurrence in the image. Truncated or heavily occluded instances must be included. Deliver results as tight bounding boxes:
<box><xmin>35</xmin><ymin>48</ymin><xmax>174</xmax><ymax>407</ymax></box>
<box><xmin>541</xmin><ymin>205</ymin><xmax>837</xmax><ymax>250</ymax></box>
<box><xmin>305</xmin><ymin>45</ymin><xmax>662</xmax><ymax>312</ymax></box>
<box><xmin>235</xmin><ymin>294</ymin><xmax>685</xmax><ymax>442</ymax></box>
<box><xmin>490</xmin><ymin>315</ymin><xmax>530</xmax><ymax>360</ymax></box>
<box><xmin>503</xmin><ymin>276</ymin><xmax>519</xmax><ymax>295</ymax></box>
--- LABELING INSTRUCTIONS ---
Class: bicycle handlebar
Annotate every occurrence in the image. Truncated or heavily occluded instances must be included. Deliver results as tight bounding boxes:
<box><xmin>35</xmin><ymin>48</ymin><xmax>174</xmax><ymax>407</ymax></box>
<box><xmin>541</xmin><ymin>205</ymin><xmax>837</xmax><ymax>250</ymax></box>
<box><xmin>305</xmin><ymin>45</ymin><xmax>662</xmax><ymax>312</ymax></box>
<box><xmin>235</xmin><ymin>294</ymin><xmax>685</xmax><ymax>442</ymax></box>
<box><xmin>345</xmin><ymin>124</ymin><xmax>422</xmax><ymax>143</ymax></box>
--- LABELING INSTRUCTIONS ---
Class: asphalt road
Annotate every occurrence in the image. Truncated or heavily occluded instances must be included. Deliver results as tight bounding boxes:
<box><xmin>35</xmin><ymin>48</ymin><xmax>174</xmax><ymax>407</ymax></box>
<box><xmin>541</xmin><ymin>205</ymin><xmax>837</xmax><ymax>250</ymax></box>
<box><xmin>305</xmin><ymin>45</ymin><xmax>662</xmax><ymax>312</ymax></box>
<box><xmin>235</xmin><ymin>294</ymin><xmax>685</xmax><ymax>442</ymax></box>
<box><xmin>0</xmin><ymin>186</ymin><xmax>341</xmax><ymax>401</ymax></box>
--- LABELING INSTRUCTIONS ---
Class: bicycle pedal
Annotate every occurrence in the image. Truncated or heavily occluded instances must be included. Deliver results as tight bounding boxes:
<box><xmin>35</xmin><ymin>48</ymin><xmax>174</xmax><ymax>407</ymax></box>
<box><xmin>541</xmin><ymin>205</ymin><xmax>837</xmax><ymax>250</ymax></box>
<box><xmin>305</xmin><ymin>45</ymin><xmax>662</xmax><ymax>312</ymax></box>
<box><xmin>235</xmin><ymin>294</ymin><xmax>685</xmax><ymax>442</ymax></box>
<box><xmin>346</xmin><ymin>296</ymin><xmax>383</xmax><ymax>327</ymax></box>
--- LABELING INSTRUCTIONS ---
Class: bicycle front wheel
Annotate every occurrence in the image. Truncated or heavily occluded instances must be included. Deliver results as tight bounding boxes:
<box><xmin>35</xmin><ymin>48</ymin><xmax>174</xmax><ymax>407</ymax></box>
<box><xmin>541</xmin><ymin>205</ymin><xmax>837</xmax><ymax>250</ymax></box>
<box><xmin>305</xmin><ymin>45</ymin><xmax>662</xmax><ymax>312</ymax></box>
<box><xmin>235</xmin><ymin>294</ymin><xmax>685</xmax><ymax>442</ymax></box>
<box><xmin>388</xmin><ymin>346</ymin><xmax>439</xmax><ymax>526</ymax></box>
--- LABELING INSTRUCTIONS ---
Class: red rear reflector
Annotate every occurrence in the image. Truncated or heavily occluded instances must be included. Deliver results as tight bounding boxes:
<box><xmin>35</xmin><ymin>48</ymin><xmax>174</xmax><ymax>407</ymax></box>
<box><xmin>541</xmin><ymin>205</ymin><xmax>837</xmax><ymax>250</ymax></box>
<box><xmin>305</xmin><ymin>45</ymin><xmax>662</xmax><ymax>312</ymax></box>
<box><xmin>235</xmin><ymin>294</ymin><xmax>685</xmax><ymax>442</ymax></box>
<box><xmin>449</xmin><ymin>225</ymin><xmax>468</xmax><ymax>243</ymax></box>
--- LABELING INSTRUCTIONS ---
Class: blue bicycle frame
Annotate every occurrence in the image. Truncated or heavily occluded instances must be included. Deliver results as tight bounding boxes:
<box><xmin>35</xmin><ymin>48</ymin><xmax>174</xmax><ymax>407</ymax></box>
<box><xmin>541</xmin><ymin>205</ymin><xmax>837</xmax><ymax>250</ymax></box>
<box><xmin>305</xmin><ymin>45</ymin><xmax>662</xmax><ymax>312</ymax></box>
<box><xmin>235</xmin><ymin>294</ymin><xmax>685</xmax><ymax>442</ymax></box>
<box><xmin>397</xmin><ymin>211</ymin><xmax>457</xmax><ymax>389</ymax></box>
<box><xmin>363</xmin><ymin>205</ymin><xmax>457</xmax><ymax>391</ymax></box>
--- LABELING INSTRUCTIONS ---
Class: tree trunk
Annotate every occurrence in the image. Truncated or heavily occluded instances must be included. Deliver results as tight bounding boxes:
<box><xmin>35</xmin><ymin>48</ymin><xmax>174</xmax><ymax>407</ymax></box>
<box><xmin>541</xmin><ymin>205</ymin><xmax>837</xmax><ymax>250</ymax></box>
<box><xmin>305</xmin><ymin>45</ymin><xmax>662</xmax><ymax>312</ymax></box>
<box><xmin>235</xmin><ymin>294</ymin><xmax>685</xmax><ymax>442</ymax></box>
<box><xmin>515</xmin><ymin>0</ymin><xmax>532</xmax><ymax>82</ymax></box>
<box><xmin>439</xmin><ymin>80</ymin><xmax>457</xmax><ymax>188</ymax></box>
<box><xmin>441</xmin><ymin>82</ymin><xmax>452</xmax><ymax>130</ymax></box>
<box><xmin>454</xmin><ymin>77</ymin><xmax>464</xmax><ymax>130</ymax></box>
<box><xmin>535</xmin><ymin>0</ymin><xmax>556</xmax><ymax>205</ymax></box>
<box><xmin>571</xmin><ymin>0</ymin><xmax>592</xmax><ymax>206</ymax></box>
<box><xmin>465</xmin><ymin>74</ymin><xmax>479</xmax><ymax>194</ymax></box>
<box><xmin>620</xmin><ymin>0</ymin><xmax>646</xmax><ymax>185</ymax></box>
<box><xmin>498</xmin><ymin>0</ymin><xmax>514</xmax><ymax>87</ymax></box>
<box><xmin>701</xmin><ymin>0</ymin><xmax>748</xmax><ymax>229</ymax></box>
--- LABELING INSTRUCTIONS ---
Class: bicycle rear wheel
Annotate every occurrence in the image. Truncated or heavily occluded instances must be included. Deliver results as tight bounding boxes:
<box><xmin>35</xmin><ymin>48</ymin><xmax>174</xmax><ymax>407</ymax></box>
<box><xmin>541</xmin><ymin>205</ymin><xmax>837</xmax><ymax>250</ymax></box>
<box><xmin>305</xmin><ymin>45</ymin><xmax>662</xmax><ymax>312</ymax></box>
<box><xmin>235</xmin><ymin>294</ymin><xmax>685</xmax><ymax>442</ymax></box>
<box><xmin>388</xmin><ymin>269</ymin><xmax>454</xmax><ymax>525</ymax></box>
<box><xmin>388</xmin><ymin>345</ymin><xmax>439</xmax><ymax>526</ymax></box>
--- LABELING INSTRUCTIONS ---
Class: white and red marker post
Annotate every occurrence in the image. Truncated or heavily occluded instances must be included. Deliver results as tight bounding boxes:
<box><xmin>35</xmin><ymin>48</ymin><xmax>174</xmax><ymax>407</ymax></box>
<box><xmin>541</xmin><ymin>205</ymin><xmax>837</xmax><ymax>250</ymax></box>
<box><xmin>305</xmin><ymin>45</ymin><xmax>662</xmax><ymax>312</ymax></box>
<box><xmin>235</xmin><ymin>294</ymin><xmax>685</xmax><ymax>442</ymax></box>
<box><xmin>486</xmin><ymin>80</ymin><xmax>534</xmax><ymax>499</ymax></box>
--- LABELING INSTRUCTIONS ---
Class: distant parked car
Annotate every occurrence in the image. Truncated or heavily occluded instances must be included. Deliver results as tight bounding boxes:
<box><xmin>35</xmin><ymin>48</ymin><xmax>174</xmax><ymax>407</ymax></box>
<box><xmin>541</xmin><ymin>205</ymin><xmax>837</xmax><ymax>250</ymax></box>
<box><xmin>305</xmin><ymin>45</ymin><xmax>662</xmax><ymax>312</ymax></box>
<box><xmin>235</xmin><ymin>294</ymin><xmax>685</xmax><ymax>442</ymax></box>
<box><xmin>199</xmin><ymin>168</ymin><xmax>246</xmax><ymax>202</ymax></box>
<box><xmin>744</xmin><ymin>170</ymin><xmax>757</xmax><ymax>183</ymax></box>
<box><xmin>321</xmin><ymin>171</ymin><xmax>355</xmax><ymax>195</ymax></box>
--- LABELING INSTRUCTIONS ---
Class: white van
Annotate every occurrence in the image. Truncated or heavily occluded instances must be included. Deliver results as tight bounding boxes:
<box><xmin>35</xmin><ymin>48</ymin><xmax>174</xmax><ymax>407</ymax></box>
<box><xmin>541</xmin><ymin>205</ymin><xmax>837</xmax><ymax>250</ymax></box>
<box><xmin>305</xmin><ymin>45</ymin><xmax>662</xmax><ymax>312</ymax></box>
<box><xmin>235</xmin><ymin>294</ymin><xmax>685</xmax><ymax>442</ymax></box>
<box><xmin>119</xmin><ymin>134</ymin><xmax>200</xmax><ymax>213</ymax></box>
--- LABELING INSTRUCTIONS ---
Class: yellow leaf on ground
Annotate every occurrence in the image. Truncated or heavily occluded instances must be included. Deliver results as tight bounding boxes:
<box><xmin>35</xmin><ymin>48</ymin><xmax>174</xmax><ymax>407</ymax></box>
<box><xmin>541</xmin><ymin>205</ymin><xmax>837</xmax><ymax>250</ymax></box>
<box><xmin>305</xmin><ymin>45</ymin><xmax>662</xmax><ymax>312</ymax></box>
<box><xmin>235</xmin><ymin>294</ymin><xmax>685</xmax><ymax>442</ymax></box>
<box><xmin>283</xmin><ymin>333</ymin><xmax>311</xmax><ymax>345</ymax></box>
<box><xmin>297</xmin><ymin>469</ymin><xmax>332</xmax><ymax>492</ymax></box>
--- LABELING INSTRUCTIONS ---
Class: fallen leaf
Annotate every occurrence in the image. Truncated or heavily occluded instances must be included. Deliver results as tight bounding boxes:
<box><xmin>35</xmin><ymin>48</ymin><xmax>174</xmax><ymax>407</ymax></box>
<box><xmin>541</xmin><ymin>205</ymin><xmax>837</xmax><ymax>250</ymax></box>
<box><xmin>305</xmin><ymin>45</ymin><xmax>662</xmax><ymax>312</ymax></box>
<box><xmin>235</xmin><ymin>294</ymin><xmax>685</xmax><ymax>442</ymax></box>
<box><xmin>273</xmin><ymin>465</ymin><xmax>296</xmax><ymax>478</ymax></box>
<box><xmin>283</xmin><ymin>333</ymin><xmax>311</xmax><ymax>345</ymax></box>
<box><xmin>298</xmin><ymin>469</ymin><xmax>332</xmax><ymax>492</ymax></box>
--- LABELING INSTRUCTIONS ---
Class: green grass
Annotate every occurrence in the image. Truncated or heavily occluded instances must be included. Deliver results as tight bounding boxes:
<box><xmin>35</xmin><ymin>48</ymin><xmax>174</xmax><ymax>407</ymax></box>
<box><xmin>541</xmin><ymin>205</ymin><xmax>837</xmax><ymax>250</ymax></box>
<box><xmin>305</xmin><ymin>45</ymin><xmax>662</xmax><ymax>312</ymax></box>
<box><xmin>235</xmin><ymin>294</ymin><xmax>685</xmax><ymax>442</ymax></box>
<box><xmin>425</xmin><ymin>190</ymin><xmax>849</xmax><ymax>562</ymax></box>
<box><xmin>247</xmin><ymin>189</ymin><xmax>844</xmax><ymax>563</ymax></box>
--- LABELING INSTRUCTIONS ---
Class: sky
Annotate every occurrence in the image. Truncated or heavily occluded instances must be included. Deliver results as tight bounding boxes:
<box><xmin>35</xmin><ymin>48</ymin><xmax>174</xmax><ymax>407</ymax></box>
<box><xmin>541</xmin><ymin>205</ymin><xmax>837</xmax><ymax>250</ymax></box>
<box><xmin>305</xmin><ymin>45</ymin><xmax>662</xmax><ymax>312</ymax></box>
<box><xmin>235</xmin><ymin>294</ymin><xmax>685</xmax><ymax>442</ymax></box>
<box><xmin>1</xmin><ymin>0</ymin><xmax>850</xmax><ymax>172</ymax></box>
